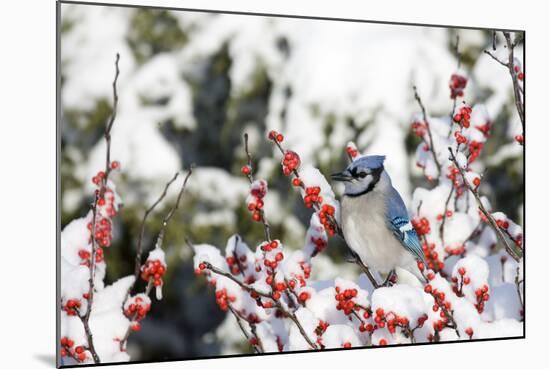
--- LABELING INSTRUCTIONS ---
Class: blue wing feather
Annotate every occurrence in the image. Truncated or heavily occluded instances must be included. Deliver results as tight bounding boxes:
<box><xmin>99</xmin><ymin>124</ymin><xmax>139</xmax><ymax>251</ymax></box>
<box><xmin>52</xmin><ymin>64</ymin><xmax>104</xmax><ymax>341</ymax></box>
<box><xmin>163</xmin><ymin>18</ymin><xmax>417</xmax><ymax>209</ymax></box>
<box><xmin>385</xmin><ymin>187</ymin><xmax>426</xmax><ymax>263</ymax></box>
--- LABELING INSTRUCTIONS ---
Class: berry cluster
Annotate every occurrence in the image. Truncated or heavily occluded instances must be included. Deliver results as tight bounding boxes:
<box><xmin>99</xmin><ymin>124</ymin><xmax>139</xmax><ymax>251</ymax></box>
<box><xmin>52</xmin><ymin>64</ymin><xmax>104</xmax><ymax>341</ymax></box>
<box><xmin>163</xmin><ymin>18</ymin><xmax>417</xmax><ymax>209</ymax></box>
<box><xmin>282</xmin><ymin>150</ymin><xmax>301</xmax><ymax>176</ymax></box>
<box><xmin>310</xmin><ymin>237</ymin><xmax>327</xmax><ymax>254</ymax></box>
<box><xmin>60</xmin><ymin>337</ymin><xmax>87</xmax><ymax>362</ymax></box>
<box><xmin>124</xmin><ymin>295</ymin><xmax>151</xmax><ymax>327</ymax></box>
<box><xmin>423</xmin><ymin>285</ymin><xmax>452</xmax><ymax>332</ymax></box>
<box><xmin>474</xmin><ymin>285</ymin><xmax>490</xmax><ymax>313</ymax></box>
<box><xmin>303</xmin><ymin>186</ymin><xmax>322</xmax><ymax>208</ymax></box>
<box><xmin>436</xmin><ymin>210</ymin><xmax>453</xmax><ymax>221</ymax></box>
<box><xmin>453</xmin><ymin>105</ymin><xmax>472</xmax><ymax>128</ymax></box>
<box><xmin>268</xmin><ymin>130</ymin><xmax>284</xmax><ymax>143</ymax></box>
<box><xmin>62</xmin><ymin>299</ymin><xmax>82</xmax><ymax>316</ymax></box>
<box><xmin>468</xmin><ymin>140</ymin><xmax>483</xmax><ymax>163</ymax></box>
<box><xmin>334</xmin><ymin>286</ymin><xmax>359</xmax><ymax>315</ymax></box>
<box><xmin>475</xmin><ymin>121</ymin><xmax>491</xmax><ymax>137</ymax></box>
<box><xmin>226</xmin><ymin>254</ymin><xmax>247</xmax><ymax>275</ymax></box>
<box><xmin>444</xmin><ymin>244</ymin><xmax>466</xmax><ymax>257</ymax></box>
<box><xmin>513</xmin><ymin>63</ymin><xmax>524</xmax><ymax>81</ymax></box>
<box><xmin>451</xmin><ymin>267</ymin><xmax>471</xmax><ymax>297</ymax></box>
<box><xmin>410</xmin><ymin>120</ymin><xmax>426</xmax><ymax>138</ymax></box>
<box><xmin>318</xmin><ymin>204</ymin><xmax>336</xmax><ymax>236</ymax></box>
<box><xmin>422</xmin><ymin>242</ymin><xmax>444</xmax><ymax>273</ymax></box>
<box><xmin>449</xmin><ymin>73</ymin><xmax>468</xmax><ymax>99</ymax></box>
<box><xmin>77</xmin><ymin>248</ymin><xmax>103</xmax><ymax>266</ymax></box>
<box><xmin>446</xmin><ymin>165</ymin><xmax>467</xmax><ymax>197</ymax></box>
<box><xmin>454</xmin><ymin>131</ymin><xmax>467</xmax><ymax>145</ymax></box>
<box><xmin>87</xmin><ymin>216</ymin><xmax>113</xmax><ymax>248</ymax></box>
<box><xmin>140</xmin><ymin>259</ymin><xmax>166</xmax><ymax>287</ymax></box>
<box><xmin>412</xmin><ymin>217</ymin><xmax>430</xmax><ymax>237</ymax></box>
<box><xmin>215</xmin><ymin>288</ymin><xmax>236</xmax><ymax>311</ymax></box>
<box><xmin>247</xmin><ymin>180</ymin><xmax>268</xmax><ymax>222</ymax></box>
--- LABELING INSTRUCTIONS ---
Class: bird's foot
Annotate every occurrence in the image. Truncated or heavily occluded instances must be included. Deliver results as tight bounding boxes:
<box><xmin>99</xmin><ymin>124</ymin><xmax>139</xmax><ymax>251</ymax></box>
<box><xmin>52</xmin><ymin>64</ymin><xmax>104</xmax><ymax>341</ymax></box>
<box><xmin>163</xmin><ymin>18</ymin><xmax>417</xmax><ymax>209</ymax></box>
<box><xmin>382</xmin><ymin>270</ymin><xmax>397</xmax><ymax>287</ymax></box>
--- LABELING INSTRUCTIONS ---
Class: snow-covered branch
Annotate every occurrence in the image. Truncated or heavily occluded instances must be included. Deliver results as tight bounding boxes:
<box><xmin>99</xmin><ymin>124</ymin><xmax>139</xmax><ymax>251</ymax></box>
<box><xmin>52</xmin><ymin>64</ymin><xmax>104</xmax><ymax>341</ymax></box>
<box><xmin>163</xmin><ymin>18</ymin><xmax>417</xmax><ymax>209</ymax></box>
<box><xmin>60</xmin><ymin>55</ymin><xmax>194</xmax><ymax>365</ymax></box>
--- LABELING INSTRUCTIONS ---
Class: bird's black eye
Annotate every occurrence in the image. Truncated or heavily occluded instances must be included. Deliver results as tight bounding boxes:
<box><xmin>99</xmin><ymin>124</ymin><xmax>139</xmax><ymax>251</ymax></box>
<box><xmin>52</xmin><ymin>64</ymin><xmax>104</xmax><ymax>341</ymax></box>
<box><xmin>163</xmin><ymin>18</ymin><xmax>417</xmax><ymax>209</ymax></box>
<box><xmin>358</xmin><ymin>171</ymin><xmax>368</xmax><ymax>178</ymax></box>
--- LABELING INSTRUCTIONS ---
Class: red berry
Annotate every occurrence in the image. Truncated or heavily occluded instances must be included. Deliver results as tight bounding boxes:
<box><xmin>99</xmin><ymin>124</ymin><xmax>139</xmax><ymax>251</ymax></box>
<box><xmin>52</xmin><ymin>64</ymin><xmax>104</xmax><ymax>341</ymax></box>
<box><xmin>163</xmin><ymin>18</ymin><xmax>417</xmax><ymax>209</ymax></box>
<box><xmin>276</xmin><ymin>134</ymin><xmax>284</xmax><ymax>142</ymax></box>
<box><xmin>458</xmin><ymin>267</ymin><xmax>466</xmax><ymax>276</ymax></box>
<box><xmin>241</xmin><ymin>165</ymin><xmax>251</xmax><ymax>175</ymax></box>
<box><xmin>111</xmin><ymin>161</ymin><xmax>120</xmax><ymax>169</ymax></box>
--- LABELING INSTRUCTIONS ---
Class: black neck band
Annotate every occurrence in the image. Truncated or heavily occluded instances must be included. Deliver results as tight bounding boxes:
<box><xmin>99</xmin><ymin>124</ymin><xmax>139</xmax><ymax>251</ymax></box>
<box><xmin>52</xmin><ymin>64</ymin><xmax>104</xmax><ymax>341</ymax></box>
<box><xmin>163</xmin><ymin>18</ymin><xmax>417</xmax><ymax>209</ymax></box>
<box><xmin>345</xmin><ymin>167</ymin><xmax>383</xmax><ymax>198</ymax></box>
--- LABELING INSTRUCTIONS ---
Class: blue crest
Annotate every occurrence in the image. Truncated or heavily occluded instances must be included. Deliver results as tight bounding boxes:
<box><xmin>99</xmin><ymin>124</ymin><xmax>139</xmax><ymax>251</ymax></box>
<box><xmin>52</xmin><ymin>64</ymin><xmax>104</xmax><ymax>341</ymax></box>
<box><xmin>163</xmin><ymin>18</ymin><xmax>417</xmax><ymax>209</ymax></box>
<box><xmin>350</xmin><ymin>155</ymin><xmax>386</xmax><ymax>170</ymax></box>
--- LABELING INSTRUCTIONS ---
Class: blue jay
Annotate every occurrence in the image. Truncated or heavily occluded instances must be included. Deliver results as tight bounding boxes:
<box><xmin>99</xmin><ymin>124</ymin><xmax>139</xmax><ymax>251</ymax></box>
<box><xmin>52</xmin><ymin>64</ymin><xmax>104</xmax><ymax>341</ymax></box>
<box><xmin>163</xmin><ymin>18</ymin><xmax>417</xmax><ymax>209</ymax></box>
<box><xmin>331</xmin><ymin>155</ymin><xmax>426</xmax><ymax>285</ymax></box>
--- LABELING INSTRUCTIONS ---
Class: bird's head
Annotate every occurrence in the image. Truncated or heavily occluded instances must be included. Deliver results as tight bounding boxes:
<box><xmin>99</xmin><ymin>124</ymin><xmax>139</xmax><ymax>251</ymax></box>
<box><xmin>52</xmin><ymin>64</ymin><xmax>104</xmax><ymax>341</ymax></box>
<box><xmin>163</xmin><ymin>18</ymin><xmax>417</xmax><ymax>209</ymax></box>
<box><xmin>331</xmin><ymin>155</ymin><xmax>386</xmax><ymax>197</ymax></box>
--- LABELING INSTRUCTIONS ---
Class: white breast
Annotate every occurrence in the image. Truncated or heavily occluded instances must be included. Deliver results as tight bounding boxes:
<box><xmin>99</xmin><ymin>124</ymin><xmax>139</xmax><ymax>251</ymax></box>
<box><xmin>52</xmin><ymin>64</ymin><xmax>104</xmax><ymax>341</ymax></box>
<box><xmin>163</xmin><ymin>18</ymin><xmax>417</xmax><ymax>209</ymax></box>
<box><xmin>341</xmin><ymin>191</ymin><xmax>415</xmax><ymax>274</ymax></box>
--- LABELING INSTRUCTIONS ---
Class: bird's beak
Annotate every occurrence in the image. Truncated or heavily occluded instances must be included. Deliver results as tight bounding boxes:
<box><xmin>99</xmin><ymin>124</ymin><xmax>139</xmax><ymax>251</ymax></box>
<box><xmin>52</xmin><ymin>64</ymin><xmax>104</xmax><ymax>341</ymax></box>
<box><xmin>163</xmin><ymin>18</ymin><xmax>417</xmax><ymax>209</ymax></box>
<box><xmin>331</xmin><ymin>171</ymin><xmax>352</xmax><ymax>182</ymax></box>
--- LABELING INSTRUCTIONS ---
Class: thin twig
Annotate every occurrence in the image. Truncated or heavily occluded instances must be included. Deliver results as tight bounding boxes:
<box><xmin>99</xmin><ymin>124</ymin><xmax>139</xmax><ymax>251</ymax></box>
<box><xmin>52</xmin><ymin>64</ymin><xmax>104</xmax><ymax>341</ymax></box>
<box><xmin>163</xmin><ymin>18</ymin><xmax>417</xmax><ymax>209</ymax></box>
<box><xmin>201</xmin><ymin>261</ymin><xmax>271</xmax><ymax>298</ymax></box>
<box><xmin>103</xmin><ymin>53</ymin><xmax>121</xmax><ymax>184</ymax></box>
<box><xmin>439</xmin><ymin>185</ymin><xmax>455</xmax><ymax>246</ymax></box>
<box><xmin>503</xmin><ymin>32</ymin><xmax>525</xmax><ymax>131</ymax></box>
<box><xmin>79</xmin><ymin>53</ymin><xmax>121</xmax><ymax>364</ymax></box>
<box><xmin>484</xmin><ymin>32</ymin><xmax>524</xmax><ymax>132</ymax></box>
<box><xmin>448</xmin><ymin>148</ymin><xmax>522</xmax><ymax>261</ymax></box>
<box><xmin>121</xmin><ymin>167</ymin><xmax>194</xmax><ymax>348</ymax></box>
<box><xmin>515</xmin><ymin>266</ymin><xmax>524</xmax><ymax>309</ymax></box>
<box><xmin>119</xmin><ymin>280</ymin><xmax>154</xmax><ymax>351</ymax></box>
<box><xmin>243</xmin><ymin>133</ymin><xmax>271</xmax><ymax>242</ymax></box>
<box><xmin>228</xmin><ymin>304</ymin><xmax>264</xmax><ymax>354</ymax></box>
<box><xmin>413</xmin><ymin>86</ymin><xmax>442</xmax><ymax>178</ymax></box>
<box><xmin>197</xmin><ymin>260</ymin><xmax>318</xmax><ymax>349</ymax></box>
<box><xmin>483</xmin><ymin>50</ymin><xmax>507</xmax><ymax>67</ymax></box>
<box><xmin>133</xmin><ymin>173</ymin><xmax>180</xmax><ymax>286</ymax></box>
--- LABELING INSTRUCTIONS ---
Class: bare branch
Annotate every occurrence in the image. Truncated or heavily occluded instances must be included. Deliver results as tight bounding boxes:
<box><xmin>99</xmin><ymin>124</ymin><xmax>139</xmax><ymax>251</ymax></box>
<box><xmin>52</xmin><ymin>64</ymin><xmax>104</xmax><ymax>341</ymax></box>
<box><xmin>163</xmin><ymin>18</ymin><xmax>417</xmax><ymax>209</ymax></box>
<box><xmin>227</xmin><ymin>304</ymin><xmax>264</xmax><ymax>354</ymax></box>
<box><xmin>243</xmin><ymin>133</ymin><xmax>272</xmax><ymax>242</ymax></box>
<box><xmin>448</xmin><ymin>148</ymin><xmax>522</xmax><ymax>261</ymax></box>
<box><xmin>439</xmin><ymin>185</ymin><xmax>455</xmax><ymax>246</ymax></box>
<box><xmin>413</xmin><ymin>86</ymin><xmax>442</xmax><ymax>178</ymax></box>
<box><xmin>503</xmin><ymin>32</ymin><xmax>525</xmax><ymax>131</ymax></box>
<box><xmin>484</xmin><ymin>32</ymin><xmax>524</xmax><ymax>132</ymax></box>
<box><xmin>79</xmin><ymin>53</ymin><xmax>121</xmax><ymax>364</ymax></box>
<box><xmin>133</xmin><ymin>172</ymin><xmax>180</xmax><ymax>285</ymax></box>
<box><xmin>483</xmin><ymin>50</ymin><xmax>507</xmax><ymax>67</ymax></box>
<box><xmin>103</xmin><ymin>53</ymin><xmax>121</xmax><ymax>183</ymax></box>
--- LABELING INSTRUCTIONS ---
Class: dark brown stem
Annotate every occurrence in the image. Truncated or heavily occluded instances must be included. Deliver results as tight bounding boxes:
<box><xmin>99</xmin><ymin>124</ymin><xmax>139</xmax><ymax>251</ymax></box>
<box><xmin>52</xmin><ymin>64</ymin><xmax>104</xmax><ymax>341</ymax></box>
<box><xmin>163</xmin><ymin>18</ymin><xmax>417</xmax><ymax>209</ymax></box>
<box><xmin>413</xmin><ymin>86</ymin><xmax>442</xmax><ymax>178</ymax></box>
<box><xmin>448</xmin><ymin>148</ymin><xmax>522</xmax><ymax>261</ymax></box>
<box><xmin>228</xmin><ymin>304</ymin><xmax>264</xmax><ymax>353</ymax></box>
<box><xmin>439</xmin><ymin>185</ymin><xmax>455</xmax><ymax>246</ymax></box>
<box><xmin>133</xmin><ymin>173</ymin><xmax>179</xmax><ymax>286</ymax></box>
<box><xmin>515</xmin><ymin>266</ymin><xmax>524</xmax><ymax>309</ymax></box>
<box><xmin>503</xmin><ymin>32</ymin><xmax>525</xmax><ymax>131</ymax></box>
<box><xmin>119</xmin><ymin>280</ymin><xmax>154</xmax><ymax>351</ymax></box>
<box><xmin>244</xmin><ymin>133</ymin><xmax>271</xmax><ymax>242</ymax></box>
<box><xmin>484</xmin><ymin>32</ymin><xmax>524</xmax><ymax>132</ymax></box>
<box><xmin>79</xmin><ymin>53</ymin><xmax>121</xmax><ymax>364</ymax></box>
<box><xmin>103</xmin><ymin>53</ymin><xmax>120</xmax><ymax>184</ymax></box>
